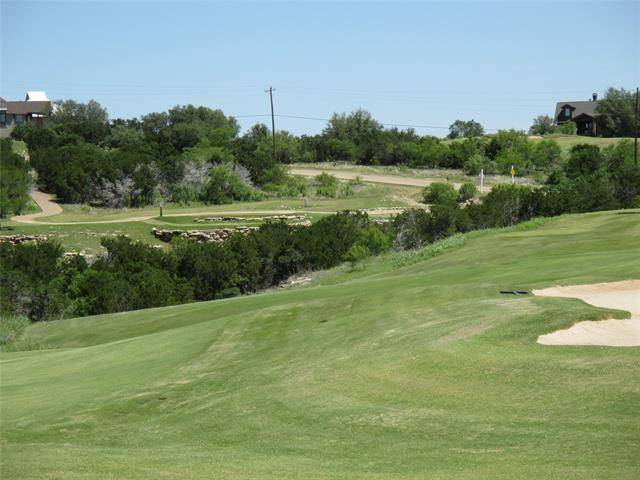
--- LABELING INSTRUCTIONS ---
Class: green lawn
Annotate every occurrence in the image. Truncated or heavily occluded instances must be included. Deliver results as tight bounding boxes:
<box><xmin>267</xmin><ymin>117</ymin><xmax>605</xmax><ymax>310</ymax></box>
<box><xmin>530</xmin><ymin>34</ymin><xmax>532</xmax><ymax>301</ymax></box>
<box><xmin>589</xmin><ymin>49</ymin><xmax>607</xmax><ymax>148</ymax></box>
<box><xmin>528</xmin><ymin>134</ymin><xmax>629</xmax><ymax>153</ymax></box>
<box><xmin>1</xmin><ymin>210</ymin><xmax>639</xmax><ymax>479</ymax></box>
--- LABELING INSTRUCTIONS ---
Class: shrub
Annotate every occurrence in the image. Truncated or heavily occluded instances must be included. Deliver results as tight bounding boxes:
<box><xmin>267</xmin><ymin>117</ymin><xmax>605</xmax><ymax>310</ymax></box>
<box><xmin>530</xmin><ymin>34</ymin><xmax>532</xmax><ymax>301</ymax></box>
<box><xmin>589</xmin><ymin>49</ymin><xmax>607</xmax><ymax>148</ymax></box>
<box><xmin>314</xmin><ymin>173</ymin><xmax>338</xmax><ymax>198</ymax></box>
<box><xmin>422</xmin><ymin>182</ymin><xmax>457</xmax><ymax>205</ymax></box>
<box><xmin>530</xmin><ymin>139</ymin><xmax>562</xmax><ymax>171</ymax></box>
<box><xmin>0</xmin><ymin>314</ymin><xmax>30</xmax><ymax>349</ymax></box>
<box><xmin>557</xmin><ymin>121</ymin><xmax>577</xmax><ymax>135</ymax></box>
<box><xmin>469</xmin><ymin>184</ymin><xmax>538</xmax><ymax>228</ymax></box>
<box><xmin>447</xmin><ymin>137</ymin><xmax>486</xmax><ymax>169</ymax></box>
<box><xmin>458</xmin><ymin>182</ymin><xmax>477</xmax><ymax>202</ymax></box>
<box><xmin>495</xmin><ymin>150</ymin><xmax>526</xmax><ymax>176</ymax></box>
<box><xmin>0</xmin><ymin>139</ymin><xmax>31</xmax><ymax>217</ymax></box>
<box><xmin>0</xmin><ymin>240</ymin><xmax>68</xmax><ymax>321</ymax></box>
<box><xmin>263</xmin><ymin>174</ymin><xmax>308</xmax><ymax>197</ymax></box>
<box><xmin>203</xmin><ymin>164</ymin><xmax>263</xmax><ymax>204</ymax></box>
<box><xmin>357</xmin><ymin>225</ymin><xmax>392</xmax><ymax>255</ymax></box>
<box><xmin>392</xmin><ymin>209</ymin><xmax>431</xmax><ymax>249</ymax></box>
<box><xmin>343</xmin><ymin>243</ymin><xmax>370</xmax><ymax>270</ymax></box>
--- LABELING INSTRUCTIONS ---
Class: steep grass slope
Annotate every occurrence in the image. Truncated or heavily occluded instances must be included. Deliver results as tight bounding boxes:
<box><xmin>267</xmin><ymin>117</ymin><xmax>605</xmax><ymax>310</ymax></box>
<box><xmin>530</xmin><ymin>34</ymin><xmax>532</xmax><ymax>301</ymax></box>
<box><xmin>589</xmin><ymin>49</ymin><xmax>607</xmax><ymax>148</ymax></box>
<box><xmin>1</xmin><ymin>210</ymin><xmax>639</xmax><ymax>479</ymax></box>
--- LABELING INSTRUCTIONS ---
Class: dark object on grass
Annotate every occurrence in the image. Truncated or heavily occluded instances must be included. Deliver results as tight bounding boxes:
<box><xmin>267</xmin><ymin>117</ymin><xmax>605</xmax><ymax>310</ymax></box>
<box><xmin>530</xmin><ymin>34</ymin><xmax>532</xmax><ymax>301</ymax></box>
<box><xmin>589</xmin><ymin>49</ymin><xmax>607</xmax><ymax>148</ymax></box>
<box><xmin>499</xmin><ymin>290</ymin><xmax>530</xmax><ymax>295</ymax></box>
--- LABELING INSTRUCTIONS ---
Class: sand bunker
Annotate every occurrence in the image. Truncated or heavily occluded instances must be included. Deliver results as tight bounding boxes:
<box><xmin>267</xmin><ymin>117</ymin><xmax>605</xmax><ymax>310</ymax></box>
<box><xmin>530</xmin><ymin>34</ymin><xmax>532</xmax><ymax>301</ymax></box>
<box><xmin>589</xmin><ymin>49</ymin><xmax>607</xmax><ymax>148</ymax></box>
<box><xmin>533</xmin><ymin>280</ymin><xmax>640</xmax><ymax>347</ymax></box>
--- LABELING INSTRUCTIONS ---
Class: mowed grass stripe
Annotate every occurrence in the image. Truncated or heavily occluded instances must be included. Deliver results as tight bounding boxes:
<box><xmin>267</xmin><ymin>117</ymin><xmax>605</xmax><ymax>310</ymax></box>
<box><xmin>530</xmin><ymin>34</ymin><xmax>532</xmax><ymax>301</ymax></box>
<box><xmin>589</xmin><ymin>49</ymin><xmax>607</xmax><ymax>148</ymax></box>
<box><xmin>1</xmin><ymin>210</ymin><xmax>639</xmax><ymax>479</ymax></box>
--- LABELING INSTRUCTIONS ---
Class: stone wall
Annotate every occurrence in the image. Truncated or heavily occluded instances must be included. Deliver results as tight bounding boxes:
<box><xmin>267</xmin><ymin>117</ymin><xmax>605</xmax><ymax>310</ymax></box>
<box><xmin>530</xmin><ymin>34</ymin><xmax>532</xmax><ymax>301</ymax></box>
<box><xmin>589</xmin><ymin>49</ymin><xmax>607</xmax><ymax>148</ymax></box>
<box><xmin>151</xmin><ymin>227</ymin><xmax>257</xmax><ymax>243</ymax></box>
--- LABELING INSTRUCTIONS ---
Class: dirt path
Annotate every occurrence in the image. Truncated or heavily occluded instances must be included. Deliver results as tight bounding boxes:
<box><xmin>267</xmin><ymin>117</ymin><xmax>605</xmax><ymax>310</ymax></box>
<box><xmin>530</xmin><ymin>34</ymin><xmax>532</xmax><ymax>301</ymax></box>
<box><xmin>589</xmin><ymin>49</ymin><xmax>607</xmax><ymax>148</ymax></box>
<box><xmin>534</xmin><ymin>280</ymin><xmax>640</xmax><ymax>347</ymax></box>
<box><xmin>11</xmin><ymin>191</ymin><xmax>64</xmax><ymax>224</ymax></box>
<box><xmin>289</xmin><ymin>167</ymin><xmax>468</xmax><ymax>189</ymax></box>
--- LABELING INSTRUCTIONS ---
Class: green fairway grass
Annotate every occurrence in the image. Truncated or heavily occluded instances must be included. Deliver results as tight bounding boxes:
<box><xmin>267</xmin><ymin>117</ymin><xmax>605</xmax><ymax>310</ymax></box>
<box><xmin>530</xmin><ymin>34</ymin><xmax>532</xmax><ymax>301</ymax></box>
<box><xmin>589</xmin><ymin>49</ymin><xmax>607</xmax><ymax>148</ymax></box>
<box><xmin>1</xmin><ymin>210</ymin><xmax>639</xmax><ymax>479</ymax></box>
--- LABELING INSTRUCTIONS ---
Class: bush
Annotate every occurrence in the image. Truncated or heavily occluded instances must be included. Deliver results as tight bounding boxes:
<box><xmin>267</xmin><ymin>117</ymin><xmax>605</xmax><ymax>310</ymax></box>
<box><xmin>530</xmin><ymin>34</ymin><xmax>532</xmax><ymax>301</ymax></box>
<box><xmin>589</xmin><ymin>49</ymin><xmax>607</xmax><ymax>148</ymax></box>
<box><xmin>392</xmin><ymin>209</ymin><xmax>431</xmax><ymax>249</ymax></box>
<box><xmin>314</xmin><ymin>173</ymin><xmax>338</xmax><ymax>198</ymax></box>
<box><xmin>203</xmin><ymin>164</ymin><xmax>263</xmax><ymax>204</ymax></box>
<box><xmin>469</xmin><ymin>184</ymin><xmax>538</xmax><ymax>228</ymax></box>
<box><xmin>495</xmin><ymin>149</ymin><xmax>526</xmax><ymax>176</ymax></box>
<box><xmin>447</xmin><ymin>137</ymin><xmax>486</xmax><ymax>169</ymax></box>
<box><xmin>0</xmin><ymin>240</ymin><xmax>69</xmax><ymax>321</ymax></box>
<box><xmin>422</xmin><ymin>182</ymin><xmax>457</xmax><ymax>205</ymax></box>
<box><xmin>0</xmin><ymin>314</ymin><xmax>30</xmax><ymax>349</ymax></box>
<box><xmin>458</xmin><ymin>182</ymin><xmax>477</xmax><ymax>202</ymax></box>
<box><xmin>343</xmin><ymin>243</ymin><xmax>370</xmax><ymax>270</ymax></box>
<box><xmin>0</xmin><ymin>139</ymin><xmax>31</xmax><ymax>217</ymax></box>
<box><xmin>262</xmin><ymin>174</ymin><xmax>308</xmax><ymax>197</ymax></box>
<box><xmin>557</xmin><ymin>121</ymin><xmax>577</xmax><ymax>135</ymax></box>
<box><xmin>530</xmin><ymin>139</ymin><xmax>562</xmax><ymax>172</ymax></box>
<box><xmin>357</xmin><ymin>225</ymin><xmax>392</xmax><ymax>255</ymax></box>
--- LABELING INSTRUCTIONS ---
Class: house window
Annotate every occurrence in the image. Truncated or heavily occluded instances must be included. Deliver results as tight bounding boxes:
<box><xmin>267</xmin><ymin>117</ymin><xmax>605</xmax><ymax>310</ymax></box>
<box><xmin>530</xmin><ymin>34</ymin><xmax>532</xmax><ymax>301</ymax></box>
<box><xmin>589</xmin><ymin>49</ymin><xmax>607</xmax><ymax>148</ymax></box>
<box><xmin>564</xmin><ymin>107</ymin><xmax>571</xmax><ymax>118</ymax></box>
<box><xmin>0</xmin><ymin>111</ymin><xmax>6</xmax><ymax>128</ymax></box>
<box><xmin>14</xmin><ymin>114</ymin><xmax>26</xmax><ymax>123</ymax></box>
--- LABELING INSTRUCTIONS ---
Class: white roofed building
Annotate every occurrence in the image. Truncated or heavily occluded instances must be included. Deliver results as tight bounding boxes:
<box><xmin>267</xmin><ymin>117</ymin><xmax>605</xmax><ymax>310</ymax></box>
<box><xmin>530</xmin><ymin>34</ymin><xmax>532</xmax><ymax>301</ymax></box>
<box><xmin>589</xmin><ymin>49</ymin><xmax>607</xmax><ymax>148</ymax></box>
<box><xmin>25</xmin><ymin>91</ymin><xmax>49</xmax><ymax>102</ymax></box>
<box><xmin>0</xmin><ymin>91</ymin><xmax>52</xmax><ymax>138</ymax></box>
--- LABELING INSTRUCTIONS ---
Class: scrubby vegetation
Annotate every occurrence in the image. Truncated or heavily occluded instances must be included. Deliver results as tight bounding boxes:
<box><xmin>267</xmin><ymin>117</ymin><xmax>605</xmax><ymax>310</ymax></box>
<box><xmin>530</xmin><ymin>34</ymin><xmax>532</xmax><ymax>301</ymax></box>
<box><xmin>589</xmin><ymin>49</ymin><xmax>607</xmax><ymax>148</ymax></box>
<box><xmin>0</xmin><ymin>139</ymin><xmax>31</xmax><ymax>217</ymax></box>
<box><xmin>11</xmin><ymin>103</ymin><xmax>290</xmax><ymax>209</ymax></box>
<box><xmin>2</xmin><ymin>137</ymin><xmax>637</xmax><ymax>322</ymax></box>
<box><xmin>7</xmin><ymin>86</ymin><xmax>636</xmax><ymax>218</ymax></box>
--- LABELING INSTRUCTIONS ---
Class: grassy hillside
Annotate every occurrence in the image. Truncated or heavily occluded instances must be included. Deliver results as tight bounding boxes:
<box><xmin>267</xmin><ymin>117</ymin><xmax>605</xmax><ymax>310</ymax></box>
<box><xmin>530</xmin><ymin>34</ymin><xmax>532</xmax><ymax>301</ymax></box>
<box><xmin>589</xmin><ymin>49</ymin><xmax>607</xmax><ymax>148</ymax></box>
<box><xmin>1</xmin><ymin>210</ymin><xmax>639</xmax><ymax>479</ymax></box>
<box><xmin>528</xmin><ymin>134</ymin><xmax>629</xmax><ymax>153</ymax></box>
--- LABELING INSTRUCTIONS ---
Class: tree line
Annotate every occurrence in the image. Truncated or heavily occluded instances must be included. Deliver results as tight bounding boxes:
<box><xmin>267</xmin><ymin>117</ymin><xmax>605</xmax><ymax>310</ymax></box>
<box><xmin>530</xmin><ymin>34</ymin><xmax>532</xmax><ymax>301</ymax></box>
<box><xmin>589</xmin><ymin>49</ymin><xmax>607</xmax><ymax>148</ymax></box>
<box><xmin>4</xmin><ymin>86</ymin><xmax>635</xmax><ymax>217</ymax></box>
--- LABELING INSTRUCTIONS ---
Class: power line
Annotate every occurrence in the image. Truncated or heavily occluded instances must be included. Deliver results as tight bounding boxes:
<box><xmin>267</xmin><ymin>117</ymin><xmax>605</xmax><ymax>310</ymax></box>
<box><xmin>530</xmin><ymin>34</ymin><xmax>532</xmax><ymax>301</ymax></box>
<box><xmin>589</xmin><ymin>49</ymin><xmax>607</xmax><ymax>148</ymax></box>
<box><xmin>231</xmin><ymin>113</ymin><xmax>500</xmax><ymax>132</ymax></box>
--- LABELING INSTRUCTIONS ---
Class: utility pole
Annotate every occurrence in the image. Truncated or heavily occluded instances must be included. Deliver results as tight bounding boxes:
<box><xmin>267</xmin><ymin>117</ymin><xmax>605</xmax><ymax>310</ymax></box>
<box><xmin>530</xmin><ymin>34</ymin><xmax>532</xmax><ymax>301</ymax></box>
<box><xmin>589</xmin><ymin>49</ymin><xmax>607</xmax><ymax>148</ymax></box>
<box><xmin>635</xmin><ymin>86</ymin><xmax>638</xmax><ymax>167</ymax></box>
<box><xmin>266</xmin><ymin>86</ymin><xmax>276</xmax><ymax>164</ymax></box>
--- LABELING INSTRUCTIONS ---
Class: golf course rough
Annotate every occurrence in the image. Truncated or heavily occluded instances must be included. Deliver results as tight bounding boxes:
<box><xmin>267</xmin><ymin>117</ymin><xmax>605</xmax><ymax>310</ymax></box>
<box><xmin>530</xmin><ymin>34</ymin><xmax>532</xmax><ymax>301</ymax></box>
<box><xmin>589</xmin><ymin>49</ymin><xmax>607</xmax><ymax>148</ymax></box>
<box><xmin>1</xmin><ymin>209</ymin><xmax>639</xmax><ymax>479</ymax></box>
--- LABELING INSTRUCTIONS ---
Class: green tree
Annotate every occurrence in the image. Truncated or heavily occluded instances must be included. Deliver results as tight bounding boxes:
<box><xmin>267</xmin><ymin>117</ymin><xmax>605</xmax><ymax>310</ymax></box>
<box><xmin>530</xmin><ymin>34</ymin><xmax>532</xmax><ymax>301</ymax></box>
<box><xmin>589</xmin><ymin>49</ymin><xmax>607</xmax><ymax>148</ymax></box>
<box><xmin>323</xmin><ymin>109</ymin><xmax>383</xmax><ymax>164</ymax></box>
<box><xmin>528</xmin><ymin>115</ymin><xmax>556</xmax><ymax>135</ymax></box>
<box><xmin>447</xmin><ymin>119</ymin><xmax>485</xmax><ymax>139</ymax></box>
<box><xmin>104</xmin><ymin>125</ymin><xmax>144</xmax><ymax>150</ymax></box>
<box><xmin>50</xmin><ymin>99</ymin><xmax>109</xmax><ymax>144</ymax></box>
<box><xmin>595</xmin><ymin>87</ymin><xmax>637</xmax><ymax>137</ymax></box>
<box><xmin>0</xmin><ymin>139</ymin><xmax>31</xmax><ymax>217</ymax></box>
<box><xmin>530</xmin><ymin>139</ymin><xmax>562</xmax><ymax>171</ymax></box>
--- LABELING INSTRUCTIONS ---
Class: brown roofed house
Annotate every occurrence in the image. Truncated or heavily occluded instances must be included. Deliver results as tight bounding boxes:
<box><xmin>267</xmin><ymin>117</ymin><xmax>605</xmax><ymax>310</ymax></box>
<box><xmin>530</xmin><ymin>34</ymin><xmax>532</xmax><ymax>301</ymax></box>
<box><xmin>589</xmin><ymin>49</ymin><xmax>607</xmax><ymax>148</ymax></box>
<box><xmin>0</xmin><ymin>91</ymin><xmax>52</xmax><ymax>138</ymax></box>
<box><xmin>554</xmin><ymin>93</ymin><xmax>599</xmax><ymax>136</ymax></box>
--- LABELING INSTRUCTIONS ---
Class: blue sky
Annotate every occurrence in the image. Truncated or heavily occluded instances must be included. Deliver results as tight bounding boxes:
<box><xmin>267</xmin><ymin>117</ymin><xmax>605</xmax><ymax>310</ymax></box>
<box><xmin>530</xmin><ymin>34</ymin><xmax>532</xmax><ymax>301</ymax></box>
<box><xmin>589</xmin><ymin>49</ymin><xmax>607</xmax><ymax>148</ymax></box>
<box><xmin>1</xmin><ymin>1</ymin><xmax>638</xmax><ymax>136</ymax></box>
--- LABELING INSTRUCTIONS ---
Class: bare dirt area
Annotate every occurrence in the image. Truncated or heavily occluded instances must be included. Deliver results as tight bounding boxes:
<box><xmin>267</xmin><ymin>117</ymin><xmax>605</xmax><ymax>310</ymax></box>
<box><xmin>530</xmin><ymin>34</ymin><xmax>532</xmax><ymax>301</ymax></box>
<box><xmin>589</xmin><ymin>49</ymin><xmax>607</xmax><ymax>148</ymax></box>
<box><xmin>534</xmin><ymin>280</ymin><xmax>640</xmax><ymax>347</ymax></box>
<box><xmin>289</xmin><ymin>167</ymin><xmax>467</xmax><ymax>189</ymax></box>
